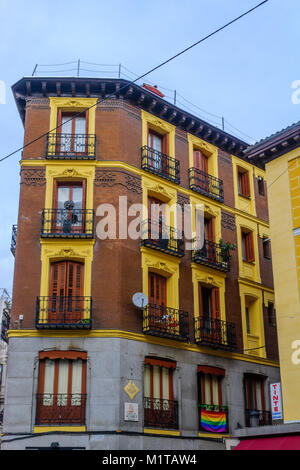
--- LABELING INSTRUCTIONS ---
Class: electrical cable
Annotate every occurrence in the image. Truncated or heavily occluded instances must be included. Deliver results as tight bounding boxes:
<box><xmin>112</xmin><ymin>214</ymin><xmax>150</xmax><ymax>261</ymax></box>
<box><xmin>0</xmin><ymin>0</ymin><xmax>269</xmax><ymax>163</ymax></box>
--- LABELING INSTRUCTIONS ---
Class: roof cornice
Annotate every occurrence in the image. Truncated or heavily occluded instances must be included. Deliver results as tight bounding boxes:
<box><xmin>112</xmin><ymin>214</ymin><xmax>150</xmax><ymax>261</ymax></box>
<box><xmin>12</xmin><ymin>76</ymin><xmax>248</xmax><ymax>158</ymax></box>
<box><xmin>244</xmin><ymin>121</ymin><xmax>300</xmax><ymax>166</ymax></box>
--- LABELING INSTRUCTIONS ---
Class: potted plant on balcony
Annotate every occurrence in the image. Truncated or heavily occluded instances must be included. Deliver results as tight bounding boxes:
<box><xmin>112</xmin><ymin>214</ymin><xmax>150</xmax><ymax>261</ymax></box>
<box><xmin>219</xmin><ymin>239</ymin><xmax>236</xmax><ymax>263</ymax></box>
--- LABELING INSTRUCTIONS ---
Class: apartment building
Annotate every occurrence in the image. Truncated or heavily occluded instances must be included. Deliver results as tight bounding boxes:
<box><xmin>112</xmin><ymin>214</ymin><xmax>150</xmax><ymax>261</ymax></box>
<box><xmin>2</xmin><ymin>76</ymin><xmax>279</xmax><ymax>450</ymax></box>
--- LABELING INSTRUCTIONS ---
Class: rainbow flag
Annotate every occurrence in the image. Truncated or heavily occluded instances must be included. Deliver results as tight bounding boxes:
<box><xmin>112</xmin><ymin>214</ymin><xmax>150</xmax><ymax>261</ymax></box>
<box><xmin>201</xmin><ymin>409</ymin><xmax>227</xmax><ymax>433</ymax></box>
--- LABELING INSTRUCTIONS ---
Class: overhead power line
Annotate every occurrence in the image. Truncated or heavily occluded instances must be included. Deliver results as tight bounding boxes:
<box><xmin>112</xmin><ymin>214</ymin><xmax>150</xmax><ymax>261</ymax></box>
<box><xmin>0</xmin><ymin>0</ymin><xmax>269</xmax><ymax>163</ymax></box>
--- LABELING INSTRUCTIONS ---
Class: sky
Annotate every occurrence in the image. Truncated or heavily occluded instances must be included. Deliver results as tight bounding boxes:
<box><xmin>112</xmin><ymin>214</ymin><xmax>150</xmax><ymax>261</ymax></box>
<box><xmin>0</xmin><ymin>0</ymin><xmax>299</xmax><ymax>294</ymax></box>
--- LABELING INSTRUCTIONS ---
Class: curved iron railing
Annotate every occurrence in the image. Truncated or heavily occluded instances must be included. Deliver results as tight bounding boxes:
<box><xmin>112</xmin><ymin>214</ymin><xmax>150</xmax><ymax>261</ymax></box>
<box><xmin>144</xmin><ymin>397</ymin><xmax>179</xmax><ymax>429</ymax></box>
<box><xmin>141</xmin><ymin>146</ymin><xmax>180</xmax><ymax>184</ymax></box>
<box><xmin>245</xmin><ymin>409</ymin><xmax>272</xmax><ymax>428</ymax></box>
<box><xmin>194</xmin><ymin>316</ymin><xmax>237</xmax><ymax>351</ymax></box>
<box><xmin>143</xmin><ymin>304</ymin><xmax>189</xmax><ymax>341</ymax></box>
<box><xmin>192</xmin><ymin>239</ymin><xmax>230</xmax><ymax>272</ymax></box>
<box><xmin>141</xmin><ymin>219</ymin><xmax>184</xmax><ymax>257</ymax></box>
<box><xmin>41</xmin><ymin>209</ymin><xmax>94</xmax><ymax>238</ymax></box>
<box><xmin>189</xmin><ymin>167</ymin><xmax>224</xmax><ymax>202</ymax></box>
<box><xmin>36</xmin><ymin>393</ymin><xmax>86</xmax><ymax>425</ymax></box>
<box><xmin>46</xmin><ymin>133</ymin><xmax>96</xmax><ymax>159</ymax></box>
<box><xmin>36</xmin><ymin>296</ymin><xmax>92</xmax><ymax>329</ymax></box>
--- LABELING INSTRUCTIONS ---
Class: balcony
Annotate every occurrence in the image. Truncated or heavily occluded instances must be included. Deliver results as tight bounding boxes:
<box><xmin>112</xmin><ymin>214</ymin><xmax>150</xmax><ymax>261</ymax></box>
<box><xmin>194</xmin><ymin>316</ymin><xmax>237</xmax><ymax>351</ymax></box>
<box><xmin>46</xmin><ymin>133</ymin><xmax>96</xmax><ymax>159</ymax></box>
<box><xmin>41</xmin><ymin>209</ymin><xmax>94</xmax><ymax>239</ymax></box>
<box><xmin>35</xmin><ymin>393</ymin><xmax>86</xmax><ymax>425</ymax></box>
<box><xmin>141</xmin><ymin>219</ymin><xmax>184</xmax><ymax>258</ymax></box>
<box><xmin>141</xmin><ymin>146</ymin><xmax>180</xmax><ymax>184</ymax></box>
<box><xmin>143</xmin><ymin>304</ymin><xmax>189</xmax><ymax>342</ymax></box>
<box><xmin>189</xmin><ymin>167</ymin><xmax>224</xmax><ymax>202</ymax></box>
<box><xmin>36</xmin><ymin>296</ymin><xmax>92</xmax><ymax>329</ymax></box>
<box><xmin>10</xmin><ymin>224</ymin><xmax>17</xmax><ymax>256</ymax></box>
<box><xmin>144</xmin><ymin>397</ymin><xmax>179</xmax><ymax>429</ymax></box>
<box><xmin>245</xmin><ymin>409</ymin><xmax>272</xmax><ymax>428</ymax></box>
<box><xmin>1</xmin><ymin>309</ymin><xmax>10</xmax><ymax>343</ymax></box>
<box><xmin>192</xmin><ymin>239</ymin><xmax>230</xmax><ymax>272</ymax></box>
<box><xmin>198</xmin><ymin>404</ymin><xmax>229</xmax><ymax>433</ymax></box>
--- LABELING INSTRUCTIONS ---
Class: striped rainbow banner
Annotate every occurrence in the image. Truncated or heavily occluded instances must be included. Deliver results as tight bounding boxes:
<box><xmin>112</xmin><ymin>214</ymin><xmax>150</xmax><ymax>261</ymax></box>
<box><xmin>201</xmin><ymin>409</ymin><xmax>227</xmax><ymax>433</ymax></box>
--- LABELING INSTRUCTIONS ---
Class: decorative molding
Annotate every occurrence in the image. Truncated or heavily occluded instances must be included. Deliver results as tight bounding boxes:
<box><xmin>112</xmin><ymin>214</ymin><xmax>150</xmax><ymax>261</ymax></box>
<box><xmin>143</xmin><ymin>179</ymin><xmax>177</xmax><ymax>201</ymax></box>
<box><xmin>177</xmin><ymin>193</ymin><xmax>189</xmax><ymax>208</ymax></box>
<box><xmin>193</xmin><ymin>270</ymin><xmax>223</xmax><ymax>288</ymax></box>
<box><xmin>48</xmin><ymin>167</ymin><xmax>93</xmax><ymax>179</ymax></box>
<box><xmin>94</xmin><ymin>168</ymin><xmax>142</xmax><ymax>194</ymax></box>
<box><xmin>221</xmin><ymin>211</ymin><xmax>236</xmax><ymax>232</ymax></box>
<box><xmin>124</xmin><ymin>380</ymin><xmax>140</xmax><ymax>400</ymax></box>
<box><xmin>20</xmin><ymin>167</ymin><xmax>46</xmax><ymax>186</ymax></box>
<box><xmin>144</xmin><ymin>257</ymin><xmax>178</xmax><ymax>276</ymax></box>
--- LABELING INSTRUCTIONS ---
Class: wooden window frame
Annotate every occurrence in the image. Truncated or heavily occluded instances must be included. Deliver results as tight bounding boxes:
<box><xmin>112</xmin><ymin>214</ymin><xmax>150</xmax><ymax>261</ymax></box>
<box><xmin>257</xmin><ymin>177</ymin><xmax>265</xmax><ymax>196</ymax></box>
<box><xmin>197</xmin><ymin>369</ymin><xmax>224</xmax><ymax>407</ymax></box>
<box><xmin>242</xmin><ymin>230</ymin><xmax>255</xmax><ymax>263</ymax></box>
<box><xmin>238</xmin><ymin>167</ymin><xmax>251</xmax><ymax>198</ymax></box>
<box><xmin>144</xmin><ymin>357</ymin><xmax>176</xmax><ymax>401</ymax></box>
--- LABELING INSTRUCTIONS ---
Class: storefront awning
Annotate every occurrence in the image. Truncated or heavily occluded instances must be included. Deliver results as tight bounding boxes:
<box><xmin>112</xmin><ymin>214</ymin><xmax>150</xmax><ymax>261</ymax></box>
<box><xmin>234</xmin><ymin>435</ymin><xmax>300</xmax><ymax>450</ymax></box>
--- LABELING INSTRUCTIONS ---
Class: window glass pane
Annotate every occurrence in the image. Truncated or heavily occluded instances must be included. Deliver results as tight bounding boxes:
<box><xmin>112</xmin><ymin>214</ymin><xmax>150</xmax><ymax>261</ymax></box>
<box><xmin>204</xmin><ymin>374</ymin><xmax>211</xmax><ymax>405</ymax></box>
<box><xmin>72</xmin><ymin>187</ymin><xmax>83</xmax><ymax>210</ymax></box>
<box><xmin>61</xmin><ymin>116</ymin><xmax>72</xmax><ymax>134</ymax></box>
<box><xmin>144</xmin><ymin>364</ymin><xmax>151</xmax><ymax>399</ymax></box>
<box><xmin>162</xmin><ymin>367</ymin><xmax>169</xmax><ymax>400</ymax></box>
<box><xmin>43</xmin><ymin>359</ymin><xmax>55</xmax><ymax>406</ymax></box>
<box><xmin>71</xmin><ymin>359</ymin><xmax>83</xmax><ymax>405</ymax></box>
<box><xmin>57</xmin><ymin>359</ymin><xmax>69</xmax><ymax>405</ymax></box>
<box><xmin>153</xmin><ymin>365</ymin><xmax>160</xmax><ymax>400</ymax></box>
<box><xmin>212</xmin><ymin>376</ymin><xmax>219</xmax><ymax>405</ymax></box>
<box><xmin>74</xmin><ymin>117</ymin><xmax>86</xmax><ymax>135</ymax></box>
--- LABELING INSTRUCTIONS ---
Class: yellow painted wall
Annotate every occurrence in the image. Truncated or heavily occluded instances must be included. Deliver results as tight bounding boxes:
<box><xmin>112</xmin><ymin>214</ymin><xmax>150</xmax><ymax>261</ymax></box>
<box><xmin>266</xmin><ymin>149</ymin><xmax>300</xmax><ymax>422</ymax></box>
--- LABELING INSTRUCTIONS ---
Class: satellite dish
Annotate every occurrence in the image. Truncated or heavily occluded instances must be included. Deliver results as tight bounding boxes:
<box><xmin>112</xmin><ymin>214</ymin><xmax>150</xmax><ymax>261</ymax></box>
<box><xmin>132</xmin><ymin>292</ymin><xmax>148</xmax><ymax>309</ymax></box>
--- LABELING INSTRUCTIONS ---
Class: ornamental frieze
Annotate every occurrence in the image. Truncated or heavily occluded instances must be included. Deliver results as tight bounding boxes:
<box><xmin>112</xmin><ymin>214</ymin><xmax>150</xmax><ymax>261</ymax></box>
<box><xmin>221</xmin><ymin>210</ymin><xmax>236</xmax><ymax>231</ymax></box>
<box><xmin>94</xmin><ymin>168</ymin><xmax>142</xmax><ymax>194</ymax></box>
<box><xmin>20</xmin><ymin>167</ymin><xmax>46</xmax><ymax>186</ymax></box>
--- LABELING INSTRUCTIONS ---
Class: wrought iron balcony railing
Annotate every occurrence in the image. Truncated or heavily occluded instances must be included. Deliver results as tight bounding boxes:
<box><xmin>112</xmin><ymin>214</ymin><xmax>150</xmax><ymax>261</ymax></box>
<box><xmin>144</xmin><ymin>397</ymin><xmax>179</xmax><ymax>429</ymax></box>
<box><xmin>192</xmin><ymin>239</ymin><xmax>230</xmax><ymax>272</ymax></box>
<box><xmin>1</xmin><ymin>309</ymin><xmax>10</xmax><ymax>343</ymax></box>
<box><xmin>141</xmin><ymin>219</ymin><xmax>184</xmax><ymax>258</ymax></box>
<box><xmin>143</xmin><ymin>304</ymin><xmax>189</xmax><ymax>342</ymax></box>
<box><xmin>245</xmin><ymin>409</ymin><xmax>272</xmax><ymax>428</ymax></box>
<box><xmin>141</xmin><ymin>146</ymin><xmax>180</xmax><ymax>184</ymax></box>
<box><xmin>189</xmin><ymin>168</ymin><xmax>224</xmax><ymax>202</ymax></box>
<box><xmin>41</xmin><ymin>209</ymin><xmax>94</xmax><ymax>238</ymax></box>
<box><xmin>36</xmin><ymin>296</ymin><xmax>92</xmax><ymax>329</ymax></box>
<box><xmin>46</xmin><ymin>133</ymin><xmax>96</xmax><ymax>159</ymax></box>
<box><xmin>198</xmin><ymin>404</ymin><xmax>229</xmax><ymax>433</ymax></box>
<box><xmin>35</xmin><ymin>393</ymin><xmax>86</xmax><ymax>425</ymax></box>
<box><xmin>194</xmin><ymin>316</ymin><xmax>237</xmax><ymax>351</ymax></box>
<box><xmin>10</xmin><ymin>224</ymin><xmax>17</xmax><ymax>256</ymax></box>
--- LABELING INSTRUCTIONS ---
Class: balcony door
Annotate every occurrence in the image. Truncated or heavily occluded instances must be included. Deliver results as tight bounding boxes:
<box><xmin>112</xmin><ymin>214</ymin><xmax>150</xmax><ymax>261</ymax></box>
<box><xmin>57</xmin><ymin>111</ymin><xmax>87</xmax><ymax>155</ymax></box>
<box><xmin>49</xmin><ymin>260</ymin><xmax>84</xmax><ymax>324</ymax></box>
<box><xmin>36</xmin><ymin>351</ymin><xmax>87</xmax><ymax>426</ymax></box>
<box><xmin>193</xmin><ymin>149</ymin><xmax>209</xmax><ymax>193</ymax></box>
<box><xmin>148</xmin><ymin>130</ymin><xmax>168</xmax><ymax>175</ymax></box>
<box><xmin>53</xmin><ymin>181</ymin><xmax>86</xmax><ymax>234</ymax></box>
<box><xmin>199</xmin><ymin>285</ymin><xmax>220</xmax><ymax>339</ymax></box>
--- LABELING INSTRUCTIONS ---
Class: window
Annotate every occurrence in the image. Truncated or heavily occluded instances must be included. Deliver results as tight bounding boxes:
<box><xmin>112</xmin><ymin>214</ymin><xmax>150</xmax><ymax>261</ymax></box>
<box><xmin>268</xmin><ymin>302</ymin><xmax>275</xmax><ymax>326</ymax></box>
<box><xmin>52</xmin><ymin>181</ymin><xmax>86</xmax><ymax>234</ymax></box>
<box><xmin>199</xmin><ymin>285</ymin><xmax>220</xmax><ymax>321</ymax></box>
<box><xmin>246</xmin><ymin>307</ymin><xmax>251</xmax><ymax>334</ymax></box>
<box><xmin>57</xmin><ymin>111</ymin><xmax>87</xmax><ymax>155</ymax></box>
<box><xmin>263</xmin><ymin>237</ymin><xmax>271</xmax><ymax>259</ymax></box>
<box><xmin>48</xmin><ymin>260</ymin><xmax>84</xmax><ymax>324</ymax></box>
<box><xmin>193</xmin><ymin>149</ymin><xmax>208</xmax><ymax>173</ymax></box>
<box><xmin>36</xmin><ymin>351</ymin><xmax>87</xmax><ymax>425</ymax></box>
<box><xmin>197</xmin><ymin>366</ymin><xmax>228</xmax><ymax>432</ymax></box>
<box><xmin>144</xmin><ymin>357</ymin><xmax>178</xmax><ymax>429</ymax></box>
<box><xmin>147</xmin><ymin>129</ymin><xmax>169</xmax><ymax>175</ymax></box>
<box><xmin>238</xmin><ymin>168</ymin><xmax>251</xmax><ymax>198</ymax></box>
<box><xmin>244</xmin><ymin>374</ymin><xmax>270</xmax><ymax>427</ymax></box>
<box><xmin>242</xmin><ymin>230</ymin><xmax>255</xmax><ymax>263</ymax></box>
<box><xmin>257</xmin><ymin>177</ymin><xmax>265</xmax><ymax>196</ymax></box>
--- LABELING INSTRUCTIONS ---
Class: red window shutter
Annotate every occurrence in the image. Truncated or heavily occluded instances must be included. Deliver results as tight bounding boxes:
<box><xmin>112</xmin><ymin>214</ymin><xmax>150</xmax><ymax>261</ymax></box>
<box><xmin>212</xmin><ymin>288</ymin><xmax>221</xmax><ymax>320</ymax></box>
<box><xmin>148</xmin><ymin>272</ymin><xmax>167</xmax><ymax>306</ymax></box>
<box><xmin>198</xmin><ymin>284</ymin><xmax>203</xmax><ymax>317</ymax></box>
<box><xmin>246</xmin><ymin>232</ymin><xmax>255</xmax><ymax>262</ymax></box>
<box><xmin>194</xmin><ymin>150</ymin><xmax>208</xmax><ymax>173</ymax></box>
<box><xmin>243</xmin><ymin>172</ymin><xmax>250</xmax><ymax>197</ymax></box>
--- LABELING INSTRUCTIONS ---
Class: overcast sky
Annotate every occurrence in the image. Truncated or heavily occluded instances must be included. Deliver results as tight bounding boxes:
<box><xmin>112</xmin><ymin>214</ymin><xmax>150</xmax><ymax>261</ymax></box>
<box><xmin>0</xmin><ymin>0</ymin><xmax>299</xmax><ymax>294</ymax></box>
